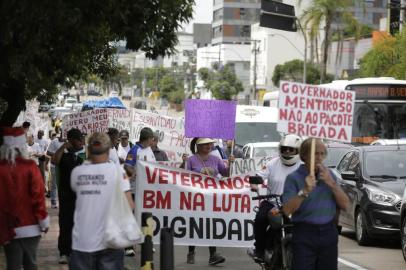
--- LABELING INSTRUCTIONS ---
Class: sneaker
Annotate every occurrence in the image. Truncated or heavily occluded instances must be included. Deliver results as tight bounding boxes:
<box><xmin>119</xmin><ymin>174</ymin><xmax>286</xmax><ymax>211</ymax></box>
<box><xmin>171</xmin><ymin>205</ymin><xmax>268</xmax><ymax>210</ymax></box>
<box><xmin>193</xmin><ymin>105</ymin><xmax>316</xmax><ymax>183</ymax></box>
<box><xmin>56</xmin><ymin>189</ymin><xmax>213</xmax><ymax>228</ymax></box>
<box><xmin>247</xmin><ymin>248</ymin><xmax>264</xmax><ymax>262</ymax></box>
<box><xmin>187</xmin><ymin>252</ymin><xmax>195</xmax><ymax>264</ymax></box>
<box><xmin>58</xmin><ymin>255</ymin><xmax>68</xmax><ymax>264</ymax></box>
<box><xmin>125</xmin><ymin>248</ymin><xmax>135</xmax><ymax>257</ymax></box>
<box><xmin>209</xmin><ymin>253</ymin><xmax>225</xmax><ymax>265</ymax></box>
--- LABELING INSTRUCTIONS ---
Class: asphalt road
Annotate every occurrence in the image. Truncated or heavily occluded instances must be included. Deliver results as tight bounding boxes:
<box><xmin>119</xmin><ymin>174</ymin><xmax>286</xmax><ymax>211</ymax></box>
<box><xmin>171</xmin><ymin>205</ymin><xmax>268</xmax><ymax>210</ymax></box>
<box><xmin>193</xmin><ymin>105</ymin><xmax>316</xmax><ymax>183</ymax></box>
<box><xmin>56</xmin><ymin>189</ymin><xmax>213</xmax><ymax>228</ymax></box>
<box><xmin>130</xmin><ymin>228</ymin><xmax>404</xmax><ymax>270</ymax></box>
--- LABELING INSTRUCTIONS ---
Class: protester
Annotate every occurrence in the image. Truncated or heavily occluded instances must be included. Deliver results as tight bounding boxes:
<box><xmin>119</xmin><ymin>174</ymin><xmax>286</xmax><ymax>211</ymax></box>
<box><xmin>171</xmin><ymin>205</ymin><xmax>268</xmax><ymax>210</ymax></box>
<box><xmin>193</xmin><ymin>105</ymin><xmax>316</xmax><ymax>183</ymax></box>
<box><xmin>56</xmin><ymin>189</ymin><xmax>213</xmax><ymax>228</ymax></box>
<box><xmin>22</xmin><ymin>121</ymin><xmax>31</xmax><ymax>133</ymax></box>
<box><xmin>26</xmin><ymin>133</ymin><xmax>42</xmax><ymax>165</ymax></box>
<box><xmin>124</xmin><ymin>127</ymin><xmax>156</xmax><ymax>177</ymax></box>
<box><xmin>107</xmin><ymin>128</ymin><xmax>120</xmax><ymax>164</ymax></box>
<box><xmin>151</xmin><ymin>132</ymin><xmax>168</xmax><ymax>161</ymax></box>
<box><xmin>35</xmin><ymin>129</ymin><xmax>49</xmax><ymax>185</ymax></box>
<box><xmin>185</xmin><ymin>137</ymin><xmax>234</xmax><ymax>265</ymax></box>
<box><xmin>248</xmin><ymin>134</ymin><xmax>302</xmax><ymax>261</ymax></box>
<box><xmin>46</xmin><ymin>134</ymin><xmax>65</xmax><ymax>208</ymax></box>
<box><xmin>0</xmin><ymin>127</ymin><xmax>49</xmax><ymax>269</ymax></box>
<box><xmin>123</xmin><ymin>127</ymin><xmax>156</xmax><ymax>256</ymax></box>
<box><xmin>224</xmin><ymin>139</ymin><xmax>244</xmax><ymax>159</ymax></box>
<box><xmin>53</xmin><ymin>128</ymin><xmax>86</xmax><ymax>264</ymax></box>
<box><xmin>282</xmin><ymin>138</ymin><xmax>349</xmax><ymax>270</ymax></box>
<box><xmin>117</xmin><ymin>130</ymin><xmax>133</xmax><ymax>164</ymax></box>
<box><xmin>69</xmin><ymin>132</ymin><xmax>133</xmax><ymax>270</ymax></box>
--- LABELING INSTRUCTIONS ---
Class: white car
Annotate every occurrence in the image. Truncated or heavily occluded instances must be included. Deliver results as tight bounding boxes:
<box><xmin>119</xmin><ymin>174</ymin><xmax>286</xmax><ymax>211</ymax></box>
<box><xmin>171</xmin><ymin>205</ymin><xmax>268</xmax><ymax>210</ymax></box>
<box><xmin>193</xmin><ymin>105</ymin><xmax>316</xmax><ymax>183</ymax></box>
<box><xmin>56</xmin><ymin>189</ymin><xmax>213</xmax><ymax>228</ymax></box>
<box><xmin>371</xmin><ymin>139</ymin><xmax>406</xmax><ymax>145</ymax></box>
<box><xmin>72</xmin><ymin>102</ymin><xmax>83</xmax><ymax>112</ymax></box>
<box><xmin>242</xmin><ymin>142</ymin><xmax>280</xmax><ymax>159</ymax></box>
<box><xmin>63</xmin><ymin>97</ymin><xmax>78</xmax><ymax>108</ymax></box>
<box><xmin>109</xmin><ymin>90</ymin><xmax>119</xmax><ymax>97</ymax></box>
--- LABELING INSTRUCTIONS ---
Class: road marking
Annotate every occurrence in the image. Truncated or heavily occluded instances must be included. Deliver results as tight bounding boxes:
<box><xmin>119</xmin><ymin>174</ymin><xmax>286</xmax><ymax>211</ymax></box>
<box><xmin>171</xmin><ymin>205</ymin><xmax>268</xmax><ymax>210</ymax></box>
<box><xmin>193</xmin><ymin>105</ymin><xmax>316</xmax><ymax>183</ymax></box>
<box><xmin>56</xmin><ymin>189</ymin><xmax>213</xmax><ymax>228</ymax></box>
<box><xmin>338</xmin><ymin>257</ymin><xmax>369</xmax><ymax>270</ymax></box>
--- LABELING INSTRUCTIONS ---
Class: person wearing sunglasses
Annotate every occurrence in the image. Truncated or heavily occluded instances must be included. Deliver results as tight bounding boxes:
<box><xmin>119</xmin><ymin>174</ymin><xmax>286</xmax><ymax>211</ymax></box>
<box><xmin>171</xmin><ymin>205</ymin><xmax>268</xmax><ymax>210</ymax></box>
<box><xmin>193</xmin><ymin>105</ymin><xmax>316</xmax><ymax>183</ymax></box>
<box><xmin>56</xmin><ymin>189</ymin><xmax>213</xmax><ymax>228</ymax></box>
<box><xmin>248</xmin><ymin>134</ymin><xmax>302</xmax><ymax>262</ymax></box>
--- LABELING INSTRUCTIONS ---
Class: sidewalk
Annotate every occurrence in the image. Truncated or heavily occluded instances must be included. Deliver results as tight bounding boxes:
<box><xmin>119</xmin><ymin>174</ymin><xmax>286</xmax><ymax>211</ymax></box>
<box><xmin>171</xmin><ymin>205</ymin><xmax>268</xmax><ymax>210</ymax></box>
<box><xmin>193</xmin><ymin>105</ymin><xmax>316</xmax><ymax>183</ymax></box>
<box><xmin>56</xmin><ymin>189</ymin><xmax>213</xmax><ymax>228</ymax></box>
<box><xmin>0</xmin><ymin>201</ymin><xmax>139</xmax><ymax>270</ymax></box>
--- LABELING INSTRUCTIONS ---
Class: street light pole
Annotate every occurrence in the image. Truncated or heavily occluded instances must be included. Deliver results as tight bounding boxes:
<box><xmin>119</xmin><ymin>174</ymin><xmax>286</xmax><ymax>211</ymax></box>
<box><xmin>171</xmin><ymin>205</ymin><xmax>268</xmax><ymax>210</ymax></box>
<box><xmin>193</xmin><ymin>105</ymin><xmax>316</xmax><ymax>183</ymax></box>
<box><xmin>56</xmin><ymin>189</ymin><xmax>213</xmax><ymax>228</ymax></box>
<box><xmin>296</xmin><ymin>19</ymin><xmax>307</xmax><ymax>84</ymax></box>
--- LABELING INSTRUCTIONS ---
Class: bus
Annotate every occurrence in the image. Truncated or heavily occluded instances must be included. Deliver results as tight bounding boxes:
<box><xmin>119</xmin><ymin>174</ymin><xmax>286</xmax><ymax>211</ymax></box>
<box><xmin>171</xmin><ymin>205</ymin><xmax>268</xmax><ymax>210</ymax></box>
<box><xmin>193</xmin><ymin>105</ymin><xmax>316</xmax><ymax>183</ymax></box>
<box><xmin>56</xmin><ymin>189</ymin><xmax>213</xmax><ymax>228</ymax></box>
<box><xmin>263</xmin><ymin>77</ymin><xmax>406</xmax><ymax>144</ymax></box>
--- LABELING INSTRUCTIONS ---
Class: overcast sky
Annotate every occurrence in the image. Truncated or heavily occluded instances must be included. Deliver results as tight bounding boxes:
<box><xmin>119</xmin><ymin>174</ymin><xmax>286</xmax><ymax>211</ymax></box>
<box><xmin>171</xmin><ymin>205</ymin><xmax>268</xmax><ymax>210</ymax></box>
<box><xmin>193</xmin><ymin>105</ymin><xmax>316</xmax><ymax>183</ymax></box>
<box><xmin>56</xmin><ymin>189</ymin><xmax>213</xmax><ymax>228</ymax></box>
<box><xmin>183</xmin><ymin>0</ymin><xmax>213</xmax><ymax>33</ymax></box>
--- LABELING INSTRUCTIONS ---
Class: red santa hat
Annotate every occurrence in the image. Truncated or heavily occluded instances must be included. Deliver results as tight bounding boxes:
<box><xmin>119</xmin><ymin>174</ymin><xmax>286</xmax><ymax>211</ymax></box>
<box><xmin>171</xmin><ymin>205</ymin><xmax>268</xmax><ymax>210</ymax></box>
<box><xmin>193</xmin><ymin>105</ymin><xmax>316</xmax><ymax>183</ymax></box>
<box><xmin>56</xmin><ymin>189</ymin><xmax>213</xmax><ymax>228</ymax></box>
<box><xmin>2</xmin><ymin>127</ymin><xmax>26</xmax><ymax>147</ymax></box>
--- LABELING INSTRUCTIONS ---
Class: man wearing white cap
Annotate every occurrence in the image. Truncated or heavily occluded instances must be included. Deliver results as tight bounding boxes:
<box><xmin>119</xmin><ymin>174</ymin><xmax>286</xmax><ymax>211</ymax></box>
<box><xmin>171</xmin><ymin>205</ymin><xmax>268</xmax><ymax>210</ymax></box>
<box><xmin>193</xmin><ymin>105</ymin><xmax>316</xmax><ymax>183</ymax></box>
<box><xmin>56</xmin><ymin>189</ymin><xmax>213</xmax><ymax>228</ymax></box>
<box><xmin>0</xmin><ymin>127</ymin><xmax>49</xmax><ymax>269</ymax></box>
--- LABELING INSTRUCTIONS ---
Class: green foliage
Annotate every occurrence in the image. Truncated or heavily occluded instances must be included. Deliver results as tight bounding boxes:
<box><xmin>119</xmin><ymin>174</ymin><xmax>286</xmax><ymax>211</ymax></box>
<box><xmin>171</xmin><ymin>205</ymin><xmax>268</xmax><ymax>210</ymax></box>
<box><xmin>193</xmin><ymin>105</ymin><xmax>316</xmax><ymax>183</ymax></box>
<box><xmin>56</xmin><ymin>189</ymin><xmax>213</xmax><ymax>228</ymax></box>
<box><xmin>159</xmin><ymin>75</ymin><xmax>183</xmax><ymax>99</ymax></box>
<box><xmin>0</xmin><ymin>0</ymin><xmax>194</xmax><ymax>125</ymax></box>
<box><xmin>169</xmin><ymin>89</ymin><xmax>185</xmax><ymax>104</ymax></box>
<box><xmin>272</xmin><ymin>59</ymin><xmax>333</xmax><ymax>86</ymax></box>
<box><xmin>358</xmin><ymin>32</ymin><xmax>406</xmax><ymax>78</ymax></box>
<box><xmin>198</xmin><ymin>64</ymin><xmax>244</xmax><ymax>100</ymax></box>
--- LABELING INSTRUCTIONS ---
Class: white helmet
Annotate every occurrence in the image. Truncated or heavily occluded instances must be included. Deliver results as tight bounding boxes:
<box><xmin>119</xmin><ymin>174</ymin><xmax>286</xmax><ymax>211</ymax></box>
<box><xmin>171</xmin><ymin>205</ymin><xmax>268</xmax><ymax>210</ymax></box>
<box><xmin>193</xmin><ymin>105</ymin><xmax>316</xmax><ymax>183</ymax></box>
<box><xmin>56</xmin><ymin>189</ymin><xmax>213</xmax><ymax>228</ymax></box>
<box><xmin>279</xmin><ymin>134</ymin><xmax>302</xmax><ymax>166</ymax></box>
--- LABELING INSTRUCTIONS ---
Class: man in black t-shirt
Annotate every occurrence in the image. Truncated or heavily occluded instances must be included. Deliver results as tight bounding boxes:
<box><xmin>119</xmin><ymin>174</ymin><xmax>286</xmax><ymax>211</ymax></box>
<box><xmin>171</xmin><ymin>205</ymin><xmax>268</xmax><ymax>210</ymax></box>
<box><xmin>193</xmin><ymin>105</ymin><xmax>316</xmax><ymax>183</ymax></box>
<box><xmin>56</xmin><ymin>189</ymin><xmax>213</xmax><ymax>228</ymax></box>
<box><xmin>53</xmin><ymin>128</ymin><xmax>86</xmax><ymax>264</ymax></box>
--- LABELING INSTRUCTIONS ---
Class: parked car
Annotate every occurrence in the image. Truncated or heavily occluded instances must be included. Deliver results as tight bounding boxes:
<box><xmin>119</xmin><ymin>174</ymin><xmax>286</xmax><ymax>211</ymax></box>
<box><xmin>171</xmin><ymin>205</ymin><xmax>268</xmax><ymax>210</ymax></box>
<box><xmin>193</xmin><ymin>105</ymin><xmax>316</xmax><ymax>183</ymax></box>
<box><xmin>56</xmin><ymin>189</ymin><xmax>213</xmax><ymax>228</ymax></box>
<box><xmin>87</xmin><ymin>90</ymin><xmax>102</xmax><ymax>96</ymax></box>
<box><xmin>335</xmin><ymin>145</ymin><xmax>406</xmax><ymax>245</ymax></box>
<box><xmin>63</xmin><ymin>97</ymin><xmax>78</xmax><ymax>109</ymax></box>
<box><xmin>324</xmin><ymin>142</ymin><xmax>353</xmax><ymax>168</ymax></box>
<box><xmin>242</xmin><ymin>142</ymin><xmax>279</xmax><ymax>159</ymax></box>
<box><xmin>49</xmin><ymin>107</ymin><xmax>72</xmax><ymax>120</ymax></box>
<box><xmin>371</xmin><ymin>139</ymin><xmax>406</xmax><ymax>146</ymax></box>
<box><xmin>38</xmin><ymin>103</ymin><xmax>50</xmax><ymax>112</ymax></box>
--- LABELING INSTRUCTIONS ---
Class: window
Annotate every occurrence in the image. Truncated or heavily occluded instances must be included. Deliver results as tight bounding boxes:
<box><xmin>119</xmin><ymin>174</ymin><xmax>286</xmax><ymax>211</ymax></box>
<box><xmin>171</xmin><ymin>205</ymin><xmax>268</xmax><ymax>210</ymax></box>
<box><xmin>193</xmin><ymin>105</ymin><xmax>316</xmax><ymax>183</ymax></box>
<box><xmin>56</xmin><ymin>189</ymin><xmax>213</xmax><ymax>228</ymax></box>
<box><xmin>347</xmin><ymin>152</ymin><xmax>360</xmax><ymax>177</ymax></box>
<box><xmin>336</xmin><ymin>152</ymin><xmax>353</xmax><ymax>173</ymax></box>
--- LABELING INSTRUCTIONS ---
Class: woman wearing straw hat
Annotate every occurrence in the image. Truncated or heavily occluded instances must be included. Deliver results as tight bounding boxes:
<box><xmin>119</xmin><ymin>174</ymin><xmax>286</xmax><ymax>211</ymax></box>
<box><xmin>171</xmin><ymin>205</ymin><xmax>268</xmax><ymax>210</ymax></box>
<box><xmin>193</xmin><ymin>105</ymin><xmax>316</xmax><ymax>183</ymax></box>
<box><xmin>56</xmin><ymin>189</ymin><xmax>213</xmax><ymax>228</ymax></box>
<box><xmin>185</xmin><ymin>137</ymin><xmax>234</xmax><ymax>266</ymax></box>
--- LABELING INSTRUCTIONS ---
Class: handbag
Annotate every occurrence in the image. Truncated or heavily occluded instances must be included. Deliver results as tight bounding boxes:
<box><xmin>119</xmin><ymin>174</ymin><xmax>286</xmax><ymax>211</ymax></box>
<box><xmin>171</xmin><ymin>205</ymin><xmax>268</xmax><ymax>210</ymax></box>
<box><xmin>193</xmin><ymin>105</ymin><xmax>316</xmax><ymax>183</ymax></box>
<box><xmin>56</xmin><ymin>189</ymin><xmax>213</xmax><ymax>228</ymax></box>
<box><xmin>103</xmin><ymin>165</ymin><xmax>143</xmax><ymax>249</ymax></box>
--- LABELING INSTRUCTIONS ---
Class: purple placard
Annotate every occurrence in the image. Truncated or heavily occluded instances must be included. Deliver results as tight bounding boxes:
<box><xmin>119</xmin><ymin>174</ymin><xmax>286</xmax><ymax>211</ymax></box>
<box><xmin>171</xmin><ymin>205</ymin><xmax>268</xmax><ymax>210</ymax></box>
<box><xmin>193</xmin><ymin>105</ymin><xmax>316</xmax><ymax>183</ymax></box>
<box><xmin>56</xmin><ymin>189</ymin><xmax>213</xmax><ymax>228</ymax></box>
<box><xmin>185</xmin><ymin>99</ymin><xmax>237</xmax><ymax>139</ymax></box>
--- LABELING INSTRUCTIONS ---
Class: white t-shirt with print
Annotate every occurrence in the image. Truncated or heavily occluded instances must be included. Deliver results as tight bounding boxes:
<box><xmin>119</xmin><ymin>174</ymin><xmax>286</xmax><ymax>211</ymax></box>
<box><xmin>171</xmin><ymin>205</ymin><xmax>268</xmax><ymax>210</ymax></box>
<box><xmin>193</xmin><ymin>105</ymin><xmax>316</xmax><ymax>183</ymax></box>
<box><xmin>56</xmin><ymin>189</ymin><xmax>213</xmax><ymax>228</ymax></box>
<box><xmin>137</xmin><ymin>146</ymin><xmax>156</xmax><ymax>163</ymax></box>
<box><xmin>70</xmin><ymin>162</ymin><xmax>131</xmax><ymax>252</ymax></box>
<box><xmin>257</xmin><ymin>157</ymin><xmax>301</xmax><ymax>195</ymax></box>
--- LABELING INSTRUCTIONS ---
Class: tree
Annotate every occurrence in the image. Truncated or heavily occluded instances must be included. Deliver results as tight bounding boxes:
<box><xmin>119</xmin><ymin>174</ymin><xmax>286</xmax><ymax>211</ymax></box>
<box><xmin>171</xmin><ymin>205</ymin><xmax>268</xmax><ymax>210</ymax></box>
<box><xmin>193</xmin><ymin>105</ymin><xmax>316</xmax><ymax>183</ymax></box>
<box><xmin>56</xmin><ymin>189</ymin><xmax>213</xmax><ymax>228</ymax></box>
<box><xmin>198</xmin><ymin>64</ymin><xmax>244</xmax><ymax>100</ymax></box>
<box><xmin>0</xmin><ymin>0</ymin><xmax>194</xmax><ymax>125</ymax></box>
<box><xmin>272</xmin><ymin>59</ymin><xmax>333</xmax><ymax>86</ymax></box>
<box><xmin>300</xmin><ymin>0</ymin><xmax>362</xmax><ymax>82</ymax></box>
<box><xmin>358</xmin><ymin>33</ymin><xmax>402</xmax><ymax>78</ymax></box>
<box><xmin>159</xmin><ymin>75</ymin><xmax>183</xmax><ymax>100</ymax></box>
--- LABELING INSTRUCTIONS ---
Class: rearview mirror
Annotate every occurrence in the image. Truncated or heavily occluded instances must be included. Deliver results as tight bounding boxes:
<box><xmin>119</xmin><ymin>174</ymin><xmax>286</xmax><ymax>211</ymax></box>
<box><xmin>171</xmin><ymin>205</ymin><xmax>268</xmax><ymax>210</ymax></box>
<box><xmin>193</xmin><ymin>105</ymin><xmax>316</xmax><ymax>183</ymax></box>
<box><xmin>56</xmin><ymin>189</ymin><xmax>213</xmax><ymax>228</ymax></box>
<box><xmin>249</xmin><ymin>176</ymin><xmax>264</xmax><ymax>185</ymax></box>
<box><xmin>341</xmin><ymin>171</ymin><xmax>357</xmax><ymax>181</ymax></box>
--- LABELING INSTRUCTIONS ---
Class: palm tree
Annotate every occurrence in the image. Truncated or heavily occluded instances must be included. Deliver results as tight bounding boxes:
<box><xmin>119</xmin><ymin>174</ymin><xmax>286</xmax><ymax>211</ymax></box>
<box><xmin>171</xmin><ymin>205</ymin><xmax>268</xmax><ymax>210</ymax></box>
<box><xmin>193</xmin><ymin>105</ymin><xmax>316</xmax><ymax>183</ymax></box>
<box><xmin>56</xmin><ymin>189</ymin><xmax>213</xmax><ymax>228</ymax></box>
<box><xmin>300</xmin><ymin>0</ymin><xmax>362</xmax><ymax>82</ymax></box>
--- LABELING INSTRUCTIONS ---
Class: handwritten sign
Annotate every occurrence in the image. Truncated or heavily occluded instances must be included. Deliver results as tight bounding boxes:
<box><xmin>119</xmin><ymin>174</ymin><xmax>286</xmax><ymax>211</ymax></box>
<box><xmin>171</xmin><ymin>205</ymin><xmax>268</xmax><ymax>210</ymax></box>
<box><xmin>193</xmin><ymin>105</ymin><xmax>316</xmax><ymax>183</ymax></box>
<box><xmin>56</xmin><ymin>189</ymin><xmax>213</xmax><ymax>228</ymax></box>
<box><xmin>135</xmin><ymin>160</ymin><xmax>256</xmax><ymax>247</ymax></box>
<box><xmin>62</xmin><ymin>108</ymin><xmax>109</xmax><ymax>137</ymax></box>
<box><xmin>185</xmin><ymin>99</ymin><xmax>237</xmax><ymax>139</ymax></box>
<box><xmin>277</xmin><ymin>81</ymin><xmax>355</xmax><ymax>143</ymax></box>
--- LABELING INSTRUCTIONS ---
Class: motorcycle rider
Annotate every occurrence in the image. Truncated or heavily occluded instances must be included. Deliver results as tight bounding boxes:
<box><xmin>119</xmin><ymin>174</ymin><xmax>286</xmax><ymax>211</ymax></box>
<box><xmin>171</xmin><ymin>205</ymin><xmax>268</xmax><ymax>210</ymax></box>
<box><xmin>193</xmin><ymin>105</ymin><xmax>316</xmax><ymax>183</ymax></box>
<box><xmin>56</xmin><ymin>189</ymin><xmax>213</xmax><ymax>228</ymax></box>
<box><xmin>249</xmin><ymin>134</ymin><xmax>302</xmax><ymax>261</ymax></box>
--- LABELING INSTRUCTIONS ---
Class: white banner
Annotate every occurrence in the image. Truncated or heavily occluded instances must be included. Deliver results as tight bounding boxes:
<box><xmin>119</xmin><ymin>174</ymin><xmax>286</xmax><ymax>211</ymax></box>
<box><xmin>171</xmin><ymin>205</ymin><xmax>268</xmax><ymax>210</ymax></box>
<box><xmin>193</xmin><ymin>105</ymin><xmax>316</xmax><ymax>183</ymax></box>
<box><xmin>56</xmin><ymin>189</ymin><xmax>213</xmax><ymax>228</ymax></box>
<box><xmin>127</xmin><ymin>109</ymin><xmax>191</xmax><ymax>162</ymax></box>
<box><xmin>230</xmin><ymin>157</ymin><xmax>273</xmax><ymax>176</ymax></box>
<box><xmin>62</xmin><ymin>108</ymin><xmax>109</xmax><ymax>138</ymax></box>
<box><xmin>135</xmin><ymin>160</ymin><xmax>257</xmax><ymax>247</ymax></box>
<box><xmin>107</xmin><ymin>108</ymin><xmax>132</xmax><ymax>132</ymax></box>
<box><xmin>277</xmin><ymin>81</ymin><xmax>355</xmax><ymax>142</ymax></box>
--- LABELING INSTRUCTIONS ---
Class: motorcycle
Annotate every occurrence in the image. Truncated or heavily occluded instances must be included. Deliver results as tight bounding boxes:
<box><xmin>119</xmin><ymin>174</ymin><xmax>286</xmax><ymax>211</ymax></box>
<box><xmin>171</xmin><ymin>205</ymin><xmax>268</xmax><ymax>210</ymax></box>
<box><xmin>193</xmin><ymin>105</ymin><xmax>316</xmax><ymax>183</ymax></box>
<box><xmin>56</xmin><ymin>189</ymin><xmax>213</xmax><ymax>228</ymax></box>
<box><xmin>249</xmin><ymin>176</ymin><xmax>293</xmax><ymax>270</ymax></box>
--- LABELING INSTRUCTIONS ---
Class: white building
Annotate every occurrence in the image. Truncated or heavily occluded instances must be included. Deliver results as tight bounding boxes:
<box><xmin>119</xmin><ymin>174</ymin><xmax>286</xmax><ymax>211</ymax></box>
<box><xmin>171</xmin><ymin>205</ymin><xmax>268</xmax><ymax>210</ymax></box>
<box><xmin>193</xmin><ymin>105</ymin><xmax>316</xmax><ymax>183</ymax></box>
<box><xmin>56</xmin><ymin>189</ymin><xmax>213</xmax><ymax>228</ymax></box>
<box><xmin>250</xmin><ymin>23</ymin><xmax>305</xmax><ymax>91</ymax></box>
<box><xmin>196</xmin><ymin>43</ymin><xmax>251</xmax><ymax>99</ymax></box>
<box><xmin>249</xmin><ymin>0</ymin><xmax>311</xmax><ymax>91</ymax></box>
<box><xmin>117</xmin><ymin>32</ymin><xmax>194</xmax><ymax>70</ymax></box>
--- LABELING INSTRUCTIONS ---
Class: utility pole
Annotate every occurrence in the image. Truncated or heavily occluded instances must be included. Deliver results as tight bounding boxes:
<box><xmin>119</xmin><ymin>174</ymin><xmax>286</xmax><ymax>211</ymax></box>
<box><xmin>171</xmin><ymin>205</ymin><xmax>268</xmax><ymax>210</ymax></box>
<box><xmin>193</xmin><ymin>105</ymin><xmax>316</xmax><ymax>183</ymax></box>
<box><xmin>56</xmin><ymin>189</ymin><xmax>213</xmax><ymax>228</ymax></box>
<box><xmin>401</xmin><ymin>0</ymin><xmax>405</xmax><ymax>32</ymax></box>
<box><xmin>252</xmin><ymin>40</ymin><xmax>259</xmax><ymax>99</ymax></box>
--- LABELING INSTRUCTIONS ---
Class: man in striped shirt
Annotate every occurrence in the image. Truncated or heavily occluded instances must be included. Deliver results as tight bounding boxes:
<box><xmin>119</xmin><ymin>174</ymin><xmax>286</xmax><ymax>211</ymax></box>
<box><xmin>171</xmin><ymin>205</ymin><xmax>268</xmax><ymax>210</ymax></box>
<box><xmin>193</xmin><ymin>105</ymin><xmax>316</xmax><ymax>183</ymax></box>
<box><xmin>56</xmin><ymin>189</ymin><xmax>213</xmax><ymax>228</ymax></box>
<box><xmin>282</xmin><ymin>138</ymin><xmax>349</xmax><ymax>270</ymax></box>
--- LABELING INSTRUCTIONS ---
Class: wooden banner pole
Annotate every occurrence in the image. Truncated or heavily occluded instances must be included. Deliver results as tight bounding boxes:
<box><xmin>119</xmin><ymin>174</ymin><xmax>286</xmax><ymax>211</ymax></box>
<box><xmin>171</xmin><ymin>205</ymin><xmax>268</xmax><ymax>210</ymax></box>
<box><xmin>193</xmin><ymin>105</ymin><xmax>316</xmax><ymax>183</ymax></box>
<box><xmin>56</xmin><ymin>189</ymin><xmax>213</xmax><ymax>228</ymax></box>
<box><xmin>310</xmin><ymin>138</ymin><xmax>316</xmax><ymax>176</ymax></box>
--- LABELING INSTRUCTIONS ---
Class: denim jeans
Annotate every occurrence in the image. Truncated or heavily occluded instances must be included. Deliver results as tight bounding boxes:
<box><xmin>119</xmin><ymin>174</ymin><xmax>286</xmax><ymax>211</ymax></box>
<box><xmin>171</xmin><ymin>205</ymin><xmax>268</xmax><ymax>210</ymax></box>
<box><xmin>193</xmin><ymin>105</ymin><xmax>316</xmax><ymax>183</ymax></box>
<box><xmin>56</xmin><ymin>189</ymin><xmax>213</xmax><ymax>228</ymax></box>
<box><xmin>69</xmin><ymin>248</ymin><xmax>124</xmax><ymax>270</ymax></box>
<box><xmin>3</xmin><ymin>236</ymin><xmax>41</xmax><ymax>270</ymax></box>
<box><xmin>50</xmin><ymin>166</ymin><xmax>58</xmax><ymax>206</ymax></box>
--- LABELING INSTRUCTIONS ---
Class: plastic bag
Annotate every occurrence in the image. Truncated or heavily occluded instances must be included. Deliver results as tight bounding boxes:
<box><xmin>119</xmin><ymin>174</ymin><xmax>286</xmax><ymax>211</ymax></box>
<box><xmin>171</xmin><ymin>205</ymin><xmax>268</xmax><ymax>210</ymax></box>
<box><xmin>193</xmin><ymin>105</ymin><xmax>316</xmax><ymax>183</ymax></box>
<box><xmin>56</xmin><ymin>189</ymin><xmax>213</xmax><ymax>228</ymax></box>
<box><xmin>103</xmin><ymin>167</ymin><xmax>143</xmax><ymax>249</ymax></box>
